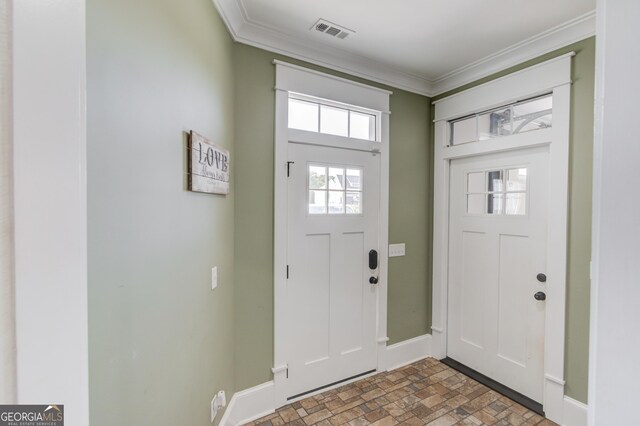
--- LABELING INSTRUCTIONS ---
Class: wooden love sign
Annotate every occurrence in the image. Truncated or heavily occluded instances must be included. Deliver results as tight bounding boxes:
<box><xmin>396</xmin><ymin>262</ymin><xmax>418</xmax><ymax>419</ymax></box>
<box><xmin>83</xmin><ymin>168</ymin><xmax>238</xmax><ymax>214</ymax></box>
<box><xmin>187</xmin><ymin>131</ymin><xmax>230</xmax><ymax>195</ymax></box>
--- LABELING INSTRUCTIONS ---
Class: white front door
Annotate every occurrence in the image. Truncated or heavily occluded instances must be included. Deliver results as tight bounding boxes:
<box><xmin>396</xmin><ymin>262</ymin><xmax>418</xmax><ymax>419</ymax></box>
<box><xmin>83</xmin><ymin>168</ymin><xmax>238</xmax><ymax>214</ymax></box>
<box><xmin>286</xmin><ymin>141</ymin><xmax>380</xmax><ymax>398</ymax></box>
<box><xmin>447</xmin><ymin>146</ymin><xmax>549</xmax><ymax>402</ymax></box>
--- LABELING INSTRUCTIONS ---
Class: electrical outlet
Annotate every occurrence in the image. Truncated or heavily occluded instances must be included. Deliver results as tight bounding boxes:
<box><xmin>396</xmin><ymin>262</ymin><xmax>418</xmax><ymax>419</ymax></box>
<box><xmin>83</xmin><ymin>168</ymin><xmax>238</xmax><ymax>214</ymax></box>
<box><xmin>211</xmin><ymin>267</ymin><xmax>218</xmax><ymax>290</ymax></box>
<box><xmin>389</xmin><ymin>243</ymin><xmax>406</xmax><ymax>257</ymax></box>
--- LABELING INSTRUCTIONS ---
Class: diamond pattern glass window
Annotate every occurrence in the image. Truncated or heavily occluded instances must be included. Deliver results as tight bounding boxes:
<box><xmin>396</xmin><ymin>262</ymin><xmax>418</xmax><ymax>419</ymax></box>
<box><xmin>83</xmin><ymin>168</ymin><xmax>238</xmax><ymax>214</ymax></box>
<box><xmin>466</xmin><ymin>168</ymin><xmax>527</xmax><ymax>216</ymax></box>
<box><xmin>308</xmin><ymin>165</ymin><xmax>362</xmax><ymax>215</ymax></box>
<box><xmin>288</xmin><ymin>95</ymin><xmax>378</xmax><ymax>141</ymax></box>
<box><xmin>450</xmin><ymin>94</ymin><xmax>552</xmax><ymax>145</ymax></box>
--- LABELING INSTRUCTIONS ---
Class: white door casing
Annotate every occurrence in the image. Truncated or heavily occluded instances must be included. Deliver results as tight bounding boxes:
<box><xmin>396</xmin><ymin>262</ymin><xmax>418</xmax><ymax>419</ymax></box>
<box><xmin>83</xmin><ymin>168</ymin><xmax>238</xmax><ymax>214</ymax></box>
<box><xmin>12</xmin><ymin>0</ymin><xmax>89</xmax><ymax>423</ymax></box>
<box><xmin>447</xmin><ymin>147</ymin><xmax>549</xmax><ymax>403</ymax></box>
<box><xmin>432</xmin><ymin>54</ymin><xmax>572</xmax><ymax>423</ymax></box>
<box><xmin>273</xmin><ymin>61</ymin><xmax>391</xmax><ymax>406</ymax></box>
<box><xmin>286</xmin><ymin>143</ymin><xmax>379</xmax><ymax>398</ymax></box>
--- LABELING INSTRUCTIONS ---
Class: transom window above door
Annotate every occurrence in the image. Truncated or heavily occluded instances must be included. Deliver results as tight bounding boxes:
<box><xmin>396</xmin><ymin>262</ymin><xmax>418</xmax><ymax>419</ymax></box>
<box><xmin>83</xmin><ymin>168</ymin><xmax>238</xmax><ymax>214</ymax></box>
<box><xmin>308</xmin><ymin>164</ymin><xmax>363</xmax><ymax>215</ymax></box>
<box><xmin>450</xmin><ymin>94</ymin><xmax>552</xmax><ymax>146</ymax></box>
<box><xmin>466</xmin><ymin>167</ymin><xmax>528</xmax><ymax>216</ymax></box>
<box><xmin>288</xmin><ymin>93</ymin><xmax>379</xmax><ymax>142</ymax></box>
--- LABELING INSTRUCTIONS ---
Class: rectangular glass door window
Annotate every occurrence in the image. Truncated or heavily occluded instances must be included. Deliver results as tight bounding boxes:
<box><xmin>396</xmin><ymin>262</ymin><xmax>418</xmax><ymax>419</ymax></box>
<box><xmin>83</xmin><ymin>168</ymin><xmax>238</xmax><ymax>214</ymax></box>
<box><xmin>308</xmin><ymin>164</ymin><xmax>363</xmax><ymax>215</ymax></box>
<box><xmin>466</xmin><ymin>167</ymin><xmax>528</xmax><ymax>216</ymax></box>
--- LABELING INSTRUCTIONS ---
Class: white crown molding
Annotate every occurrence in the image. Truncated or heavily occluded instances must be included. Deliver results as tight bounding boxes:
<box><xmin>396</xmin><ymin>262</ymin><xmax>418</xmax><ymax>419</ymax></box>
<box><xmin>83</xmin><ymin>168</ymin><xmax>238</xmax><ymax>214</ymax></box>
<box><xmin>431</xmin><ymin>10</ymin><xmax>596</xmax><ymax>95</ymax></box>
<box><xmin>212</xmin><ymin>0</ymin><xmax>595</xmax><ymax>98</ymax></box>
<box><xmin>211</xmin><ymin>0</ymin><xmax>432</xmax><ymax>95</ymax></box>
<box><xmin>212</xmin><ymin>0</ymin><xmax>245</xmax><ymax>39</ymax></box>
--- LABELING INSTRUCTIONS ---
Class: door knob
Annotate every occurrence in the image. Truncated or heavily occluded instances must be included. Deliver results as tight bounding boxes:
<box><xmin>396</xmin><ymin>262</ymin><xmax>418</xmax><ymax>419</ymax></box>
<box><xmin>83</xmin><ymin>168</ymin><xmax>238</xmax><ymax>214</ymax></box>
<box><xmin>369</xmin><ymin>276</ymin><xmax>378</xmax><ymax>285</ymax></box>
<box><xmin>536</xmin><ymin>273</ymin><xmax>547</xmax><ymax>283</ymax></box>
<box><xmin>534</xmin><ymin>291</ymin><xmax>546</xmax><ymax>301</ymax></box>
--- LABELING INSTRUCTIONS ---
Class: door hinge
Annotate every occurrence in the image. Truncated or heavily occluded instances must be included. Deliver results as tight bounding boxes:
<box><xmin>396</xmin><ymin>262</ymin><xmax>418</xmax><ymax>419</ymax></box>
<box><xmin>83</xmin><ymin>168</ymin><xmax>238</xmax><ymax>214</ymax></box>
<box><xmin>286</xmin><ymin>265</ymin><xmax>289</xmax><ymax>279</ymax></box>
<box><xmin>287</xmin><ymin>161</ymin><xmax>295</xmax><ymax>177</ymax></box>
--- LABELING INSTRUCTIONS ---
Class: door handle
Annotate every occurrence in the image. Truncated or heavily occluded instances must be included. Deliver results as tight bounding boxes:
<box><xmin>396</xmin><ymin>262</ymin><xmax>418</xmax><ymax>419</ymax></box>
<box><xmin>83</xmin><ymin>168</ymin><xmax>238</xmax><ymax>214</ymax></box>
<box><xmin>369</xmin><ymin>250</ymin><xmax>378</xmax><ymax>270</ymax></box>
<box><xmin>534</xmin><ymin>291</ymin><xmax>546</xmax><ymax>301</ymax></box>
<box><xmin>369</xmin><ymin>250</ymin><xmax>379</xmax><ymax>285</ymax></box>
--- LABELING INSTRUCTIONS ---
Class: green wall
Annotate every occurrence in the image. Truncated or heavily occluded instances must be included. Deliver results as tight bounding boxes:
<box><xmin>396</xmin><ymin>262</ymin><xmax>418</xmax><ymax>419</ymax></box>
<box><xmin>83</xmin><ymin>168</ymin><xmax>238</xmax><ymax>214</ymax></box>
<box><xmin>86</xmin><ymin>0</ymin><xmax>592</xmax><ymax>412</ymax></box>
<box><xmin>87</xmin><ymin>0</ymin><xmax>236</xmax><ymax>424</ymax></box>
<box><xmin>233</xmin><ymin>44</ymin><xmax>433</xmax><ymax>390</ymax></box>
<box><xmin>434</xmin><ymin>37</ymin><xmax>595</xmax><ymax>403</ymax></box>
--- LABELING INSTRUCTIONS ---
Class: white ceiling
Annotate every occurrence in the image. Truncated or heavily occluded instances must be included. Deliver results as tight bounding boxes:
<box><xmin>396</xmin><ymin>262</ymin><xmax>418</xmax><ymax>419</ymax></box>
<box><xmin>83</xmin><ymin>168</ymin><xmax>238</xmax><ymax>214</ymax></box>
<box><xmin>213</xmin><ymin>0</ymin><xmax>595</xmax><ymax>96</ymax></box>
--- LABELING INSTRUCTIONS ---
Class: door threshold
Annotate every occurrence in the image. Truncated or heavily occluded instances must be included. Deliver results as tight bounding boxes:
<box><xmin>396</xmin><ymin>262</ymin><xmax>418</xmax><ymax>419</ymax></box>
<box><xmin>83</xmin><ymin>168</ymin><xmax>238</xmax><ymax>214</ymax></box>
<box><xmin>441</xmin><ymin>357</ymin><xmax>544</xmax><ymax>416</ymax></box>
<box><xmin>287</xmin><ymin>369</ymin><xmax>376</xmax><ymax>401</ymax></box>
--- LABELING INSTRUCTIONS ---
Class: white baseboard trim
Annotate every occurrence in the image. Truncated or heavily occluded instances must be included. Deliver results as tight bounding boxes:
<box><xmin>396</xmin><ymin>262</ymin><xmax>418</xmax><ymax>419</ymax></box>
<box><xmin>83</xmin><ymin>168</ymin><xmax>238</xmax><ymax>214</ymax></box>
<box><xmin>562</xmin><ymin>396</ymin><xmax>588</xmax><ymax>426</ymax></box>
<box><xmin>384</xmin><ymin>334</ymin><xmax>432</xmax><ymax>371</ymax></box>
<box><xmin>222</xmin><ymin>334</ymin><xmax>432</xmax><ymax>425</ymax></box>
<box><xmin>222</xmin><ymin>339</ymin><xmax>583</xmax><ymax>426</ymax></box>
<box><xmin>220</xmin><ymin>381</ymin><xmax>275</xmax><ymax>426</ymax></box>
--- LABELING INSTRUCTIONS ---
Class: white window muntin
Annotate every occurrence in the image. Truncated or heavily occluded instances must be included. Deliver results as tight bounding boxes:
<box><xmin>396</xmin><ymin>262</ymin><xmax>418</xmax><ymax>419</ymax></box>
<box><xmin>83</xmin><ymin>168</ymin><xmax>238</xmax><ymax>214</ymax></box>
<box><xmin>465</xmin><ymin>167</ymin><xmax>529</xmax><ymax>216</ymax></box>
<box><xmin>288</xmin><ymin>92</ymin><xmax>380</xmax><ymax>142</ymax></box>
<box><xmin>307</xmin><ymin>162</ymin><xmax>363</xmax><ymax>216</ymax></box>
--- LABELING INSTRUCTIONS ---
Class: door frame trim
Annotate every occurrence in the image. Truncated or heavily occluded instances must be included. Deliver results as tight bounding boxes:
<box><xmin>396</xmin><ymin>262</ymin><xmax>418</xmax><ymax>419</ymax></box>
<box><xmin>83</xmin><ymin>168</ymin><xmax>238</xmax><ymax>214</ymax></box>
<box><xmin>272</xmin><ymin>61</ymin><xmax>391</xmax><ymax>407</ymax></box>
<box><xmin>12</xmin><ymin>0</ymin><xmax>89</xmax><ymax>422</ymax></box>
<box><xmin>431</xmin><ymin>53</ymin><xmax>573</xmax><ymax>424</ymax></box>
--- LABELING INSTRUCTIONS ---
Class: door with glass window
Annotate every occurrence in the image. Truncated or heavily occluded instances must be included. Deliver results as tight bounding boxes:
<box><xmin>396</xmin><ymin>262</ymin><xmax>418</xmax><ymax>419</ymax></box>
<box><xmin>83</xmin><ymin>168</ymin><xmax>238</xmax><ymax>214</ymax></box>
<box><xmin>286</xmin><ymin>141</ymin><xmax>380</xmax><ymax>398</ymax></box>
<box><xmin>447</xmin><ymin>146</ymin><xmax>549</xmax><ymax>403</ymax></box>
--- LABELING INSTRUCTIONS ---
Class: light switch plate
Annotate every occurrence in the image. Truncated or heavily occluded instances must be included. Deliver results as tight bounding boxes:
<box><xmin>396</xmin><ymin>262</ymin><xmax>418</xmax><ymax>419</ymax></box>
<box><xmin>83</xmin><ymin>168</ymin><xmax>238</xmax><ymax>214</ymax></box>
<box><xmin>210</xmin><ymin>396</ymin><xmax>217</xmax><ymax>422</ymax></box>
<box><xmin>210</xmin><ymin>390</ymin><xmax>226</xmax><ymax>422</ymax></box>
<box><xmin>217</xmin><ymin>390</ymin><xmax>226</xmax><ymax>407</ymax></box>
<box><xmin>389</xmin><ymin>243</ymin><xmax>406</xmax><ymax>257</ymax></box>
<box><xmin>211</xmin><ymin>267</ymin><xmax>218</xmax><ymax>290</ymax></box>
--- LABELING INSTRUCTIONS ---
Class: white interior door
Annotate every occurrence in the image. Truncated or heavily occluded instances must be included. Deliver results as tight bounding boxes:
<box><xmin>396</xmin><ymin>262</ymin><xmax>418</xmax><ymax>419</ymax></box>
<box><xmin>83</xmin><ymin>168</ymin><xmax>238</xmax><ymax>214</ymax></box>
<box><xmin>286</xmin><ymin>141</ymin><xmax>380</xmax><ymax>398</ymax></box>
<box><xmin>447</xmin><ymin>146</ymin><xmax>549</xmax><ymax>402</ymax></box>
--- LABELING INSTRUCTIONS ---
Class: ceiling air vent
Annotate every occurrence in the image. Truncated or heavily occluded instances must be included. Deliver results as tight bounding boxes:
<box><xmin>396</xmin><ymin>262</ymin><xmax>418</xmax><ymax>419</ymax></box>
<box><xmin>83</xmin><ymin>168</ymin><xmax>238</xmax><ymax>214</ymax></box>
<box><xmin>315</xmin><ymin>22</ymin><xmax>329</xmax><ymax>32</ymax></box>
<box><xmin>312</xmin><ymin>19</ymin><xmax>354</xmax><ymax>40</ymax></box>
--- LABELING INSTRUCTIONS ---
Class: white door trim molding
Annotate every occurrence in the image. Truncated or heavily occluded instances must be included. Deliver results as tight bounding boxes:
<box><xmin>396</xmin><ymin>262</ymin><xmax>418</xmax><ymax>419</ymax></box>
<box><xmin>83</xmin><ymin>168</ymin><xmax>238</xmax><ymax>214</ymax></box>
<box><xmin>0</xmin><ymin>0</ymin><xmax>16</xmax><ymax>403</ymax></box>
<box><xmin>433</xmin><ymin>52</ymin><xmax>575</xmax><ymax>122</ymax></box>
<box><xmin>12</xmin><ymin>0</ymin><xmax>89</xmax><ymax>424</ymax></box>
<box><xmin>274</xmin><ymin>59</ymin><xmax>392</xmax><ymax>112</ymax></box>
<box><xmin>588</xmin><ymin>2</ymin><xmax>640</xmax><ymax>424</ymax></box>
<box><xmin>431</xmin><ymin>54</ymin><xmax>572</xmax><ymax>424</ymax></box>
<box><xmin>273</xmin><ymin>61</ymin><xmax>390</xmax><ymax>408</ymax></box>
